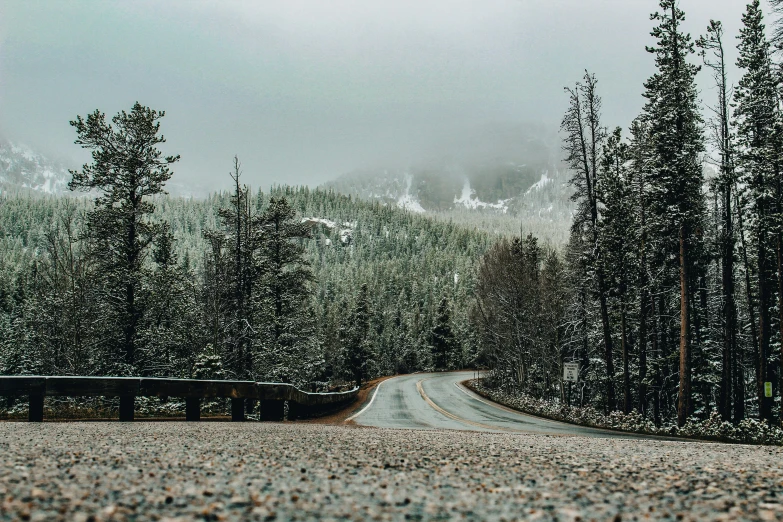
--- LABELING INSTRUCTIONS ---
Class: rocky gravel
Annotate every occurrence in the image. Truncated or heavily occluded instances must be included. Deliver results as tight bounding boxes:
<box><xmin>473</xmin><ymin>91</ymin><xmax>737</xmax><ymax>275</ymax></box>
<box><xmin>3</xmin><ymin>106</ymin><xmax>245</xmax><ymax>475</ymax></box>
<box><xmin>1</xmin><ymin>422</ymin><xmax>782</xmax><ymax>521</ymax></box>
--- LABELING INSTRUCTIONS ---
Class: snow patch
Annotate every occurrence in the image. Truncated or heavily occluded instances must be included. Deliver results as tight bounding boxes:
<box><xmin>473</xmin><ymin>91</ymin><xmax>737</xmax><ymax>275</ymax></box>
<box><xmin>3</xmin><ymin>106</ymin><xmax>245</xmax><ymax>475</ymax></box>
<box><xmin>396</xmin><ymin>174</ymin><xmax>426</xmax><ymax>213</ymax></box>
<box><xmin>453</xmin><ymin>178</ymin><xmax>510</xmax><ymax>213</ymax></box>
<box><xmin>302</xmin><ymin>217</ymin><xmax>354</xmax><ymax>245</ymax></box>
<box><xmin>10</xmin><ymin>143</ymin><xmax>37</xmax><ymax>163</ymax></box>
<box><xmin>526</xmin><ymin>171</ymin><xmax>552</xmax><ymax>194</ymax></box>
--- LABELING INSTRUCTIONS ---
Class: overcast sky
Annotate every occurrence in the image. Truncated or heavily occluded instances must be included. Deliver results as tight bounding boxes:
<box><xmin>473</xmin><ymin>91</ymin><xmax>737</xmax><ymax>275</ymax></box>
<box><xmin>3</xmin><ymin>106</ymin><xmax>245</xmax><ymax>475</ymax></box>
<box><xmin>0</xmin><ymin>1</ymin><xmax>759</xmax><ymax>191</ymax></box>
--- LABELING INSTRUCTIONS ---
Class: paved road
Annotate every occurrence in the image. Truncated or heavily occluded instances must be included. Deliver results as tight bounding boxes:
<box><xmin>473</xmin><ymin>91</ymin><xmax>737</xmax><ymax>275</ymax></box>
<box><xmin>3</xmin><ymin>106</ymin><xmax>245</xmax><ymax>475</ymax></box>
<box><xmin>351</xmin><ymin>371</ymin><xmax>657</xmax><ymax>438</ymax></box>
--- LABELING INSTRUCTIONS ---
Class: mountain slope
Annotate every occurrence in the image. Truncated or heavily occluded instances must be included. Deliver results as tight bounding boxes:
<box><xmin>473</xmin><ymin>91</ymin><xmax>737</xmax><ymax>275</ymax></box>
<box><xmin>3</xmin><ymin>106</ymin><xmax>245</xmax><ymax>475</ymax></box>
<box><xmin>0</xmin><ymin>138</ymin><xmax>71</xmax><ymax>195</ymax></box>
<box><xmin>321</xmin><ymin>124</ymin><xmax>574</xmax><ymax>244</ymax></box>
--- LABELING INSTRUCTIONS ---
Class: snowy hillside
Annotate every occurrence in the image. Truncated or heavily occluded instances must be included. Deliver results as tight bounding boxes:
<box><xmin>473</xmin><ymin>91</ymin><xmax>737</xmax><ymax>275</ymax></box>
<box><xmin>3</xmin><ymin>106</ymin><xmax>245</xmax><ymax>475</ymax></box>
<box><xmin>0</xmin><ymin>138</ymin><xmax>71</xmax><ymax>194</ymax></box>
<box><xmin>0</xmin><ymin>138</ymin><xmax>209</xmax><ymax>198</ymax></box>
<box><xmin>322</xmin><ymin>161</ymin><xmax>574</xmax><ymax>243</ymax></box>
<box><xmin>319</xmin><ymin>122</ymin><xmax>575</xmax><ymax>243</ymax></box>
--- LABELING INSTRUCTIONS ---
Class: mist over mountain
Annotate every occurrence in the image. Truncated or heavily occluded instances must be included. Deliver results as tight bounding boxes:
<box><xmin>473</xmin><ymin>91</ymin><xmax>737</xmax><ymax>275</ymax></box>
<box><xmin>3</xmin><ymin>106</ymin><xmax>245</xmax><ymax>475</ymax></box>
<box><xmin>323</xmin><ymin>122</ymin><xmax>574</xmax><ymax>242</ymax></box>
<box><xmin>0</xmin><ymin>136</ymin><xmax>210</xmax><ymax>198</ymax></box>
<box><xmin>0</xmin><ymin>137</ymin><xmax>71</xmax><ymax>195</ymax></box>
<box><xmin>1</xmin><ymin>122</ymin><xmax>575</xmax><ymax>243</ymax></box>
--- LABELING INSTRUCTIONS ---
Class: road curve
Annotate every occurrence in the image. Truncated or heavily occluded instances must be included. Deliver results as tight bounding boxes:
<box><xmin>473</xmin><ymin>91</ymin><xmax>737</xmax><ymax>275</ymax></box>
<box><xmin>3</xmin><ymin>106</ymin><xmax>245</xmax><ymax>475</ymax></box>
<box><xmin>351</xmin><ymin>370</ymin><xmax>658</xmax><ymax>439</ymax></box>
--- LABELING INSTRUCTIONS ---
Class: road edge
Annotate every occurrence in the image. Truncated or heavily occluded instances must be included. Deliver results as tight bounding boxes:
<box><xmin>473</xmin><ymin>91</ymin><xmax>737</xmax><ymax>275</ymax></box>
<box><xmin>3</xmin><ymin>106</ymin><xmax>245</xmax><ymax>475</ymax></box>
<box><xmin>461</xmin><ymin>379</ymin><xmax>727</xmax><ymax>444</ymax></box>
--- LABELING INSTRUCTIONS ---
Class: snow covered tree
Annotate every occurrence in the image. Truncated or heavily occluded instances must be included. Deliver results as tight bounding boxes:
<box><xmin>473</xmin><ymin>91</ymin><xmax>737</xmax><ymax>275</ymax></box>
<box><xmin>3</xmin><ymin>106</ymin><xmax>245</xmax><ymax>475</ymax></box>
<box><xmin>431</xmin><ymin>296</ymin><xmax>456</xmax><ymax>370</ymax></box>
<box><xmin>599</xmin><ymin>127</ymin><xmax>636</xmax><ymax>413</ymax></box>
<box><xmin>734</xmin><ymin>0</ymin><xmax>779</xmax><ymax>422</ymax></box>
<box><xmin>140</xmin><ymin>223</ymin><xmax>200</xmax><ymax>376</ymax></box>
<box><xmin>256</xmin><ymin>197</ymin><xmax>322</xmax><ymax>385</ymax></box>
<box><xmin>345</xmin><ymin>283</ymin><xmax>373</xmax><ymax>386</ymax></box>
<box><xmin>203</xmin><ymin>157</ymin><xmax>260</xmax><ymax>379</ymax></box>
<box><xmin>561</xmin><ymin>71</ymin><xmax>616</xmax><ymax>411</ymax></box>
<box><xmin>697</xmin><ymin>19</ymin><xmax>741</xmax><ymax>422</ymax></box>
<box><xmin>68</xmin><ymin>102</ymin><xmax>179</xmax><ymax>372</ymax></box>
<box><xmin>642</xmin><ymin>0</ymin><xmax>705</xmax><ymax>426</ymax></box>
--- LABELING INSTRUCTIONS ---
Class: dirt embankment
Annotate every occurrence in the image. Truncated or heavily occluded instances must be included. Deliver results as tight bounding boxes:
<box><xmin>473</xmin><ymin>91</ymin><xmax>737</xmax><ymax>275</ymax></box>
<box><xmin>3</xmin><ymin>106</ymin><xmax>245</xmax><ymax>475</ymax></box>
<box><xmin>300</xmin><ymin>375</ymin><xmax>394</xmax><ymax>425</ymax></box>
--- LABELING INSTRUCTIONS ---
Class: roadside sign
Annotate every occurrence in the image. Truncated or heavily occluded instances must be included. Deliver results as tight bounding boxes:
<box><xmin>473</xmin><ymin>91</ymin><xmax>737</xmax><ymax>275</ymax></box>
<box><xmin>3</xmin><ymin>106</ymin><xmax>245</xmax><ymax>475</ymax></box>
<box><xmin>765</xmin><ymin>382</ymin><xmax>773</xmax><ymax>398</ymax></box>
<box><xmin>563</xmin><ymin>362</ymin><xmax>579</xmax><ymax>383</ymax></box>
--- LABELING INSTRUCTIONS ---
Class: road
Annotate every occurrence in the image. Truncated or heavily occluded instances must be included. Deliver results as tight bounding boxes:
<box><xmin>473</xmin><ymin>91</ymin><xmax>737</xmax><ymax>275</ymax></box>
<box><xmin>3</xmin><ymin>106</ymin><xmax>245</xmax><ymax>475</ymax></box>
<box><xmin>351</xmin><ymin>370</ymin><xmax>657</xmax><ymax>438</ymax></box>
<box><xmin>3</xmin><ymin>373</ymin><xmax>782</xmax><ymax>520</ymax></box>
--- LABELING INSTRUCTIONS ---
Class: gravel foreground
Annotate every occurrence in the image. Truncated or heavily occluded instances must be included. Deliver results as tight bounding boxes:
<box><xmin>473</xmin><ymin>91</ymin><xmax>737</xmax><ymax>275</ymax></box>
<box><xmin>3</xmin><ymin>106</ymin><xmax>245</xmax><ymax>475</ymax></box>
<box><xmin>1</xmin><ymin>423</ymin><xmax>782</xmax><ymax>521</ymax></box>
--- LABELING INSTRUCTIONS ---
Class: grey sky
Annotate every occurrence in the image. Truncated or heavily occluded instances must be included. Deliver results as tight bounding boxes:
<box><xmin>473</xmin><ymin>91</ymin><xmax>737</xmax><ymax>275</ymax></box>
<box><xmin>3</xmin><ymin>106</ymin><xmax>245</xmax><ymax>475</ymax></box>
<box><xmin>0</xmin><ymin>1</ymin><xmax>755</xmax><ymax>191</ymax></box>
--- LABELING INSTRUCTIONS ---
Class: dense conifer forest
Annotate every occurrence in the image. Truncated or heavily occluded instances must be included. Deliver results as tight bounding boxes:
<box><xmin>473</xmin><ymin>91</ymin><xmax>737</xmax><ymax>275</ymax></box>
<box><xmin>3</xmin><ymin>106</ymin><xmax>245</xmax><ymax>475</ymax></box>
<box><xmin>6</xmin><ymin>0</ymin><xmax>783</xmax><ymax>435</ymax></box>
<box><xmin>0</xmin><ymin>177</ymin><xmax>493</xmax><ymax>388</ymax></box>
<box><xmin>475</xmin><ymin>0</ymin><xmax>783</xmax><ymax>430</ymax></box>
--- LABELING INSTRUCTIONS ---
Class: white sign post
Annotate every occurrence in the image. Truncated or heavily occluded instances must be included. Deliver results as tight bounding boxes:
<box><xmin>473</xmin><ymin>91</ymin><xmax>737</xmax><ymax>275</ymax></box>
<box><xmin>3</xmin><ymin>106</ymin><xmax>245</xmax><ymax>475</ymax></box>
<box><xmin>563</xmin><ymin>362</ymin><xmax>579</xmax><ymax>383</ymax></box>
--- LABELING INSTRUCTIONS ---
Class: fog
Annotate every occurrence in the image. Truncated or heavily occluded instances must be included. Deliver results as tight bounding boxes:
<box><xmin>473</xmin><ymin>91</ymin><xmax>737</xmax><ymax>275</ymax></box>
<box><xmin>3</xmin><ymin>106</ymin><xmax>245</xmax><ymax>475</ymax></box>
<box><xmin>0</xmin><ymin>1</ymin><xmax>753</xmax><ymax>191</ymax></box>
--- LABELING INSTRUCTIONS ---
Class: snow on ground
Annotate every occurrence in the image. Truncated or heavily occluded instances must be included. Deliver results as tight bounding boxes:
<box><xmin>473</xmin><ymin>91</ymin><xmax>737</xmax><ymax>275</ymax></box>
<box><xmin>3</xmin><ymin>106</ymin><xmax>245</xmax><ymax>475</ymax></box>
<box><xmin>302</xmin><ymin>217</ymin><xmax>354</xmax><ymax>245</ymax></box>
<box><xmin>1</xmin><ymin>141</ymin><xmax>71</xmax><ymax>194</ymax></box>
<box><xmin>453</xmin><ymin>178</ymin><xmax>509</xmax><ymax>213</ymax></box>
<box><xmin>526</xmin><ymin>171</ymin><xmax>552</xmax><ymax>194</ymax></box>
<box><xmin>10</xmin><ymin>143</ymin><xmax>37</xmax><ymax>163</ymax></box>
<box><xmin>302</xmin><ymin>217</ymin><xmax>339</xmax><ymax>229</ymax></box>
<box><xmin>396</xmin><ymin>174</ymin><xmax>426</xmax><ymax>213</ymax></box>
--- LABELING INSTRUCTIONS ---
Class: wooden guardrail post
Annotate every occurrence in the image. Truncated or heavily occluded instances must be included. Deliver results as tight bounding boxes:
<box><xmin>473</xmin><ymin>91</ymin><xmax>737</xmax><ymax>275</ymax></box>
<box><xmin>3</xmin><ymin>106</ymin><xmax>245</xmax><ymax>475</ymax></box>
<box><xmin>185</xmin><ymin>397</ymin><xmax>200</xmax><ymax>421</ymax></box>
<box><xmin>231</xmin><ymin>398</ymin><xmax>245</xmax><ymax>422</ymax></box>
<box><xmin>29</xmin><ymin>395</ymin><xmax>44</xmax><ymax>422</ymax></box>
<box><xmin>119</xmin><ymin>396</ymin><xmax>135</xmax><ymax>422</ymax></box>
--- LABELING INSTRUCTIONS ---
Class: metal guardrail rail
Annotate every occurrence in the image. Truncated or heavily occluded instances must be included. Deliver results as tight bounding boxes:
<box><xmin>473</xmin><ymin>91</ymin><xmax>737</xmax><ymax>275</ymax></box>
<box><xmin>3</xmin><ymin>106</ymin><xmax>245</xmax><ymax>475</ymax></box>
<box><xmin>0</xmin><ymin>376</ymin><xmax>359</xmax><ymax>422</ymax></box>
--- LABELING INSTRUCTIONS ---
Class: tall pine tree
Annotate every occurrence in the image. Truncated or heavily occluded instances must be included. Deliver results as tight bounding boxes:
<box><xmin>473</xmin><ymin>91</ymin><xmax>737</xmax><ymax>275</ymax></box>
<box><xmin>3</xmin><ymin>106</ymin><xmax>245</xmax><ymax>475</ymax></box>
<box><xmin>642</xmin><ymin>1</ymin><xmax>705</xmax><ymax>426</ymax></box>
<box><xmin>68</xmin><ymin>102</ymin><xmax>179</xmax><ymax>372</ymax></box>
<box><xmin>734</xmin><ymin>0</ymin><xmax>779</xmax><ymax>422</ymax></box>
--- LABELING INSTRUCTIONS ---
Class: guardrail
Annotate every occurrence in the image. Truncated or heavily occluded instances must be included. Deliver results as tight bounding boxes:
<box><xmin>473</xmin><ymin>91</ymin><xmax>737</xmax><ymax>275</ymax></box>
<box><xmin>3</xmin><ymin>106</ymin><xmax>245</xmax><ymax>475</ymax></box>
<box><xmin>0</xmin><ymin>376</ymin><xmax>359</xmax><ymax>422</ymax></box>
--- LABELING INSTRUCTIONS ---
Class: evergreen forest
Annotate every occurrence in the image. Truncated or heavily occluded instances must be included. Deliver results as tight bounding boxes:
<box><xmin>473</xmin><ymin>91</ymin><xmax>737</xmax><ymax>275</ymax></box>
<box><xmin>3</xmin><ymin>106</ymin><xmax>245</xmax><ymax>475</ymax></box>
<box><xmin>475</xmin><ymin>0</ymin><xmax>783</xmax><ymax>429</ymax></box>
<box><xmin>5</xmin><ymin>0</ymin><xmax>783</xmax><ymax>433</ymax></box>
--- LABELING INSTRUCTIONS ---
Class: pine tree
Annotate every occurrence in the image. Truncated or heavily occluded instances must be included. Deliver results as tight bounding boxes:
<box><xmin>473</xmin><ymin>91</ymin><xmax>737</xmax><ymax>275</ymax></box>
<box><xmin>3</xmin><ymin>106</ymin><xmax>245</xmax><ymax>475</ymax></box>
<box><xmin>345</xmin><ymin>283</ymin><xmax>372</xmax><ymax>386</ymax></box>
<box><xmin>642</xmin><ymin>1</ymin><xmax>705</xmax><ymax>426</ymax></box>
<box><xmin>203</xmin><ymin>157</ymin><xmax>259</xmax><ymax>379</ymax></box>
<box><xmin>141</xmin><ymin>223</ymin><xmax>200</xmax><ymax>376</ymax></box>
<box><xmin>431</xmin><ymin>296</ymin><xmax>456</xmax><ymax>370</ymax></box>
<box><xmin>68</xmin><ymin>102</ymin><xmax>179</xmax><ymax>371</ymax></box>
<box><xmin>697</xmin><ymin>19</ymin><xmax>741</xmax><ymax>422</ymax></box>
<box><xmin>561</xmin><ymin>71</ymin><xmax>616</xmax><ymax>411</ymax></box>
<box><xmin>627</xmin><ymin>117</ymin><xmax>653</xmax><ymax>417</ymax></box>
<box><xmin>256</xmin><ymin>197</ymin><xmax>322</xmax><ymax>385</ymax></box>
<box><xmin>599</xmin><ymin>127</ymin><xmax>636</xmax><ymax>413</ymax></box>
<box><xmin>734</xmin><ymin>0</ymin><xmax>779</xmax><ymax>422</ymax></box>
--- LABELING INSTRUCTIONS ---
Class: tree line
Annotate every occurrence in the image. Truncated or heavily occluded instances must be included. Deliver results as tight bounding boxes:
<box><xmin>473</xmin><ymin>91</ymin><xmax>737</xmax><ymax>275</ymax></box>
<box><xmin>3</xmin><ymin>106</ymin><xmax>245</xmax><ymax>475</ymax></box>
<box><xmin>474</xmin><ymin>0</ymin><xmax>783</xmax><ymax>427</ymax></box>
<box><xmin>0</xmin><ymin>103</ymin><xmax>491</xmax><ymax>391</ymax></box>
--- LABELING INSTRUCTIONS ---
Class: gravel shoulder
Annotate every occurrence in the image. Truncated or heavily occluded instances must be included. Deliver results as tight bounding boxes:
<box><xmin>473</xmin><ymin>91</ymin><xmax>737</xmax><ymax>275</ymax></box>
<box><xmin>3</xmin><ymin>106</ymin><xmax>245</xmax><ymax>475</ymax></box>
<box><xmin>1</xmin><ymin>422</ymin><xmax>782</xmax><ymax>521</ymax></box>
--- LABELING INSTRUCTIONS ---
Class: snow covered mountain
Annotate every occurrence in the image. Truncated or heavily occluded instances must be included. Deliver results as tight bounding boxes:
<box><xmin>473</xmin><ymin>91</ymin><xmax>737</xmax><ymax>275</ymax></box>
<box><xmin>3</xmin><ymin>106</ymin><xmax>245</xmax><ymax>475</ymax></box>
<box><xmin>0</xmin><ymin>138</ymin><xmax>72</xmax><ymax>194</ymax></box>
<box><xmin>321</xmin><ymin>123</ymin><xmax>575</xmax><ymax>242</ymax></box>
<box><xmin>0</xmin><ymin>137</ymin><xmax>209</xmax><ymax>198</ymax></box>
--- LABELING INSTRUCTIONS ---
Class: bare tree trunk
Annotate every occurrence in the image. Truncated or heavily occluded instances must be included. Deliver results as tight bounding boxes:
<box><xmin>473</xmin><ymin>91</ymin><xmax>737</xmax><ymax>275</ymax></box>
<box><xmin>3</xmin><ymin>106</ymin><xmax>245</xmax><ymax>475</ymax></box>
<box><xmin>678</xmin><ymin>223</ymin><xmax>691</xmax><ymax>427</ymax></box>
<box><xmin>757</xmin><ymin>225</ymin><xmax>773</xmax><ymax>422</ymax></box>
<box><xmin>720</xmin><ymin>180</ymin><xmax>738</xmax><ymax>422</ymax></box>
<box><xmin>735</xmin><ymin>189</ymin><xmax>756</xmax><ymax>424</ymax></box>
<box><xmin>621</xmin><ymin>300</ymin><xmax>631</xmax><ymax>413</ymax></box>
